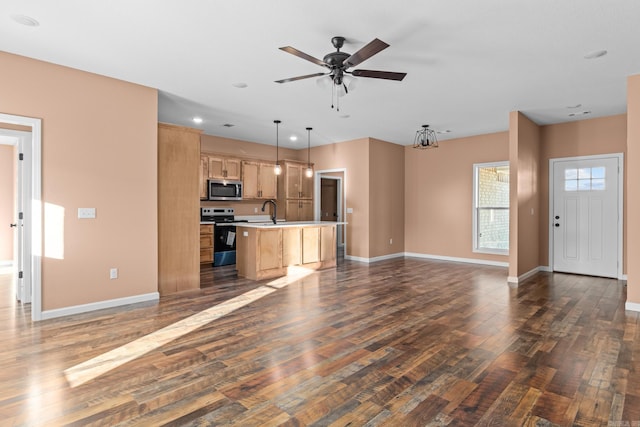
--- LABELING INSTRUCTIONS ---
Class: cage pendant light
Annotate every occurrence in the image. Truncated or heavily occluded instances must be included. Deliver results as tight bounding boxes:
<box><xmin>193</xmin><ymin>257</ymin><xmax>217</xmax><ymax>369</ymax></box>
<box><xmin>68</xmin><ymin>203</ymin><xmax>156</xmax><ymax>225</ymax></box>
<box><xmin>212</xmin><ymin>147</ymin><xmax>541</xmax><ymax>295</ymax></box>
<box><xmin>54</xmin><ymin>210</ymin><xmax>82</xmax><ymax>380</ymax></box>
<box><xmin>274</xmin><ymin>120</ymin><xmax>282</xmax><ymax>175</ymax></box>
<box><xmin>413</xmin><ymin>124</ymin><xmax>438</xmax><ymax>149</ymax></box>
<box><xmin>305</xmin><ymin>127</ymin><xmax>313</xmax><ymax>178</ymax></box>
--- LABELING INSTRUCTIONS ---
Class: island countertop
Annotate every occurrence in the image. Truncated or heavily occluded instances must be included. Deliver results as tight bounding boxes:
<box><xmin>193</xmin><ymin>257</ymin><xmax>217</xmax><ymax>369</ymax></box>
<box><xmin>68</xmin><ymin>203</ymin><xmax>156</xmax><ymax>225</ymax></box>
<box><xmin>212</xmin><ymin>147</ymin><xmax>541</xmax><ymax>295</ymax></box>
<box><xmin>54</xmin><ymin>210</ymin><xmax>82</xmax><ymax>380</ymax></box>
<box><xmin>236</xmin><ymin>221</ymin><xmax>346</xmax><ymax>229</ymax></box>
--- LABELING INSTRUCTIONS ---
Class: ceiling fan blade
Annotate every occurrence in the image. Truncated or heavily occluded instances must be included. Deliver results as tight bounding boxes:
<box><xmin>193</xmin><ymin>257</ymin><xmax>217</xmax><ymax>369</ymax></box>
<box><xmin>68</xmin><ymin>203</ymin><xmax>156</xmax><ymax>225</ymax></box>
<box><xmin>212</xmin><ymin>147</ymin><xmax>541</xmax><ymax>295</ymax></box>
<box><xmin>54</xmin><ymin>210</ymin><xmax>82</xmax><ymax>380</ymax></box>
<box><xmin>279</xmin><ymin>46</ymin><xmax>327</xmax><ymax>66</ymax></box>
<box><xmin>344</xmin><ymin>38</ymin><xmax>390</xmax><ymax>68</ymax></box>
<box><xmin>275</xmin><ymin>72</ymin><xmax>327</xmax><ymax>84</ymax></box>
<box><xmin>351</xmin><ymin>69</ymin><xmax>407</xmax><ymax>81</ymax></box>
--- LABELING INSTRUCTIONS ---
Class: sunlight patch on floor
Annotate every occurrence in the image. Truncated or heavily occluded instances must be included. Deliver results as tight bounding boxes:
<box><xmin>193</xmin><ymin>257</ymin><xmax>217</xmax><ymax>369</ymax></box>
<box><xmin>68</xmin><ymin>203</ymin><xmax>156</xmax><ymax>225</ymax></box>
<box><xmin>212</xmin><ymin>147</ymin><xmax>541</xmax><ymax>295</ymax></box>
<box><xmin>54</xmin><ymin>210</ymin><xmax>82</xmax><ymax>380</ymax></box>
<box><xmin>64</xmin><ymin>267</ymin><xmax>315</xmax><ymax>387</ymax></box>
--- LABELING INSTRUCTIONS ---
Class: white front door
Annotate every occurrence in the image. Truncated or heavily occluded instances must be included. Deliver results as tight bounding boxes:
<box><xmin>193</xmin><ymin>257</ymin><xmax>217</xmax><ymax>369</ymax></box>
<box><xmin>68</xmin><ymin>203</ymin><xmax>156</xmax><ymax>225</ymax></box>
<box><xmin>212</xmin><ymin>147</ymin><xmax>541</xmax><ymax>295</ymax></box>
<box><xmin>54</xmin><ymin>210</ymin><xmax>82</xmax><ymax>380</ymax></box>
<box><xmin>552</xmin><ymin>156</ymin><xmax>619</xmax><ymax>278</ymax></box>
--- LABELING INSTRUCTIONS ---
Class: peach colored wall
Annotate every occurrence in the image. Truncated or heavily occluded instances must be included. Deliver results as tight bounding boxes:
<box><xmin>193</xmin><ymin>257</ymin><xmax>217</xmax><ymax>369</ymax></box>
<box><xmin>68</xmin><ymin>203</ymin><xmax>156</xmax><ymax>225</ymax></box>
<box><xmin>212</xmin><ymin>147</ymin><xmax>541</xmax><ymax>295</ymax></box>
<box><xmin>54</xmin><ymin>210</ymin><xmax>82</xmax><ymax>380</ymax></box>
<box><xmin>310</xmin><ymin>138</ymin><xmax>370</xmax><ymax>258</ymax></box>
<box><xmin>369</xmin><ymin>138</ymin><xmax>404</xmax><ymax>257</ymax></box>
<box><xmin>200</xmin><ymin>134</ymin><xmax>304</xmax><ymax>217</ymax></box>
<box><xmin>405</xmin><ymin>131</ymin><xmax>509</xmax><ymax>262</ymax></box>
<box><xmin>539</xmin><ymin>114</ymin><xmax>627</xmax><ymax>270</ymax></box>
<box><xmin>509</xmin><ymin>112</ymin><xmax>541</xmax><ymax>278</ymax></box>
<box><xmin>0</xmin><ymin>144</ymin><xmax>14</xmax><ymax>260</ymax></box>
<box><xmin>627</xmin><ymin>75</ymin><xmax>640</xmax><ymax>304</ymax></box>
<box><xmin>0</xmin><ymin>51</ymin><xmax>158</xmax><ymax>311</ymax></box>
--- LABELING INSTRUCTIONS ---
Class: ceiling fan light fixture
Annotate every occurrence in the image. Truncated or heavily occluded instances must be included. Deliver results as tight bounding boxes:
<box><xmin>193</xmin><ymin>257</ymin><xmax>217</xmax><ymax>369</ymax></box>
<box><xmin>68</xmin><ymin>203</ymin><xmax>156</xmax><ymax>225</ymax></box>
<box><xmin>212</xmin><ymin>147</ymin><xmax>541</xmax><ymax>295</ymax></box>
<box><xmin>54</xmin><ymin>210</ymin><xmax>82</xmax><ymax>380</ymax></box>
<box><xmin>413</xmin><ymin>125</ymin><xmax>438</xmax><ymax>149</ymax></box>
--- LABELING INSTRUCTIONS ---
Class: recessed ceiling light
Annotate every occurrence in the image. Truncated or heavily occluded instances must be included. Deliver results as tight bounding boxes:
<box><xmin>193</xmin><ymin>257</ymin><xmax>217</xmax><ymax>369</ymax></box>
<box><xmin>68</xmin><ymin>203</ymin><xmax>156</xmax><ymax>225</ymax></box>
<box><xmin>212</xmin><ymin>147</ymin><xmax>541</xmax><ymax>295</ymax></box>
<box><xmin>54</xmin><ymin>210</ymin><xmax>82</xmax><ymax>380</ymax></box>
<box><xmin>232</xmin><ymin>82</ymin><xmax>248</xmax><ymax>88</ymax></box>
<box><xmin>584</xmin><ymin>50</ymin><xmax>607</xmax><ymax>59</ymax></box>
<box><xmin>192</xmin><ymin>117</ymin><xmax>203</xmax><ymax>124</ymax></box>
<box><xmin>290</xmin><ymin>135</ymin><xmax>298</xmax><ymax>142</ymax></box>
<box><xmin>11</xmin><ymin>14</ymin><xmax>40</xmax><ymax>27</ymax></box>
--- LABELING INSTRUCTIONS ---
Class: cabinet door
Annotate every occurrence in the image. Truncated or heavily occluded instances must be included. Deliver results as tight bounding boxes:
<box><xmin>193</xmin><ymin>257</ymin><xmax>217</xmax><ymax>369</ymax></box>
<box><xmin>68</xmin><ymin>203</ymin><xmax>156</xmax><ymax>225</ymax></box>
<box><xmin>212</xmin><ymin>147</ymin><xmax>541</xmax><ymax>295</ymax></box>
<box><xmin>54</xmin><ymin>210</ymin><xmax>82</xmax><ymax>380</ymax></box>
<box><xmin>302</xmin><ymin>227</ymin><xmax>320</xmax><ymax>264</ymax></box>
<box><xmin>299</xmin><ymin>199</ymin><xmax>314</xmax><ymax>221</ymax></box>
<box><xmin>242</xmin><ymin>161</ymin><xmax>259</xmax><ymax>199</ymax></box>
<box><xmin>285</xmin><ymin>199</ymin><xmax>301</xmax><ymax>222</ymax></box>
<box><xmin>225</xmin><ymin>158</ymin><xmax>242</xmax><ymax>180</ymax></box>
<box><xmin>259</xmin><ymin>163</ymin><xmax>278</xmax><ymax>199</ymax></box>
<box><xmin>300</xmin><ymin>170</ymin><xmax>314</xmax><ymax>199</ymax></box>
<box><xmin>258</xmin><ymin>229</ymin><xmax>282</xmax><ymax>271</ymax></box>
<box><xmin>208</xmin><ymin>157</ymin><xmax>225</xmax><ymax>178</ymax></box>
<box><xmin>286</xmin><ymin>163</ymin><xmax>301</xmax><ymax>198</ymax></box>
<box><xmin>320</xmin><ymin>226</ymin><xmax>336</xmax><ymax>261</ymax></box>
<box><xmin>199</xmin><ymin>155</ymin><xmax>209</xmax><ymax>199</ymax></box>
<box><xmin>282</xmin><ymin>227</ymin><xmax>301</xmax><ymax>266</ymax></box>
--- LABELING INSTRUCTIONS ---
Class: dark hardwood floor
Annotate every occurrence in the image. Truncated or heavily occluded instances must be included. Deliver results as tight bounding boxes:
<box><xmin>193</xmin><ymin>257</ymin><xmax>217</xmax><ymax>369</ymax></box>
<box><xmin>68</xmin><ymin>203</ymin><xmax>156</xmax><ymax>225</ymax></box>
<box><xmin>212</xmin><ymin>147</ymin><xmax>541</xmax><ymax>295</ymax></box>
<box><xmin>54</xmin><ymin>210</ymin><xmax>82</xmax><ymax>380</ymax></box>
<box><xmin>0</xmin><ymin>256</ymin><xmax>638</xmax><ymax>426</ymax></box>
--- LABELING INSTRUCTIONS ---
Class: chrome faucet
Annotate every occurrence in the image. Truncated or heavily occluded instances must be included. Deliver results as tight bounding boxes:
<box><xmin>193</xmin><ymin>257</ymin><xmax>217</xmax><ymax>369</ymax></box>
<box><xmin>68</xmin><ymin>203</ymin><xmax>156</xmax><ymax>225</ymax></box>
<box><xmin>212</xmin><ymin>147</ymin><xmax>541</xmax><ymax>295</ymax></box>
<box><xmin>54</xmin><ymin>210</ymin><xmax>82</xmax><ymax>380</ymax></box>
<box><xmin>261</xmin><ymin>199</ymin><xmax>277</xmax><ymax>224</ymax></box>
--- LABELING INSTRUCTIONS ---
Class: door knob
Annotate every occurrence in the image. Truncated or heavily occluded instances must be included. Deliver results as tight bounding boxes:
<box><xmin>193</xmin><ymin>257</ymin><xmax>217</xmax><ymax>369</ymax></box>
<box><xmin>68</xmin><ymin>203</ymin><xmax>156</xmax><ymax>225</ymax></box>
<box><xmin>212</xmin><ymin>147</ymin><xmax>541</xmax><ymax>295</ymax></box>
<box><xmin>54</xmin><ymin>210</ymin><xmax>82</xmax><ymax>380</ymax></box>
<box><xmin>9</xmin><ymin>223</ymin><xmax>17</xmax><ymax>228</ymax></box>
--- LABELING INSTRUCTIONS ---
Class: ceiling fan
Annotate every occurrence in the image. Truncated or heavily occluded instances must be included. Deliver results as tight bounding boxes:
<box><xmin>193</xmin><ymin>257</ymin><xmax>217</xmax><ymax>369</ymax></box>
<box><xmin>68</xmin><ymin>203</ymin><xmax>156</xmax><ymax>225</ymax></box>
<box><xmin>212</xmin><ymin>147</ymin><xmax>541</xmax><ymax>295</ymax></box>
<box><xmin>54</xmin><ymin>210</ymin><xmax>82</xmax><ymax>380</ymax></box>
<box><xmin>275</xmin><ymin>36</ymin><xmax>406</xmax><ymax>104</ymax></box>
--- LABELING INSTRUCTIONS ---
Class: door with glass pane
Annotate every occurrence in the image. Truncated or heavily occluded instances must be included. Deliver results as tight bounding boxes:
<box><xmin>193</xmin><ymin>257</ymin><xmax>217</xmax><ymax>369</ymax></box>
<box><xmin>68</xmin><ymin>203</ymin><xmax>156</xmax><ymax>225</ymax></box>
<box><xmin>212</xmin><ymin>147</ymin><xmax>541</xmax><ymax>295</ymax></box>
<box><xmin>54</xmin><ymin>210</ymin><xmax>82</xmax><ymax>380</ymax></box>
<box><xmin>552</xmin><ymin>157</ymin><xmax>619</xmax><ymax>278</ymax></box>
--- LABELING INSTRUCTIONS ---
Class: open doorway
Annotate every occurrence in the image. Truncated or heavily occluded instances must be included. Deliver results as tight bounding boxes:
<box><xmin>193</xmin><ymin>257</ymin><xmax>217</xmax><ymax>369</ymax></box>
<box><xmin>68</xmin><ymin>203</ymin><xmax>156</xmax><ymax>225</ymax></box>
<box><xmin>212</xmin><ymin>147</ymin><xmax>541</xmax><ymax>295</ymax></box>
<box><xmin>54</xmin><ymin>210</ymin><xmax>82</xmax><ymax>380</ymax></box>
<box><xmin>0</xmin><ymin>113</ymin><xmax>42</xmax><ymax>321</ymax></box>
<box><xmin>314</xmin><ymin>169</ymin><xmax>346</xmax><ymax>257</ymax></box>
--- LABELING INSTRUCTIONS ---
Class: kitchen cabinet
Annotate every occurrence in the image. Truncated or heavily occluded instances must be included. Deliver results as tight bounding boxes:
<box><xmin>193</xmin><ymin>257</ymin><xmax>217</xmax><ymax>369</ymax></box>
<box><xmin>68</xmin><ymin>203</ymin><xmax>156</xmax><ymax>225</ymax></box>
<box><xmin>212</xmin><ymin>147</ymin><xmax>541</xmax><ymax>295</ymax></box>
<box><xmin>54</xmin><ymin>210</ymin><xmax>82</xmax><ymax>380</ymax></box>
<box><xmin>208</xmin><ymin>155</ymin><xmax>241</xmax><ymax>180</ymax></box>
<box><xmin>199</xmin><ymin>155</ymin><xmax>209</xmax><ymax>199</ymax></box>
<box><xmin>200</xmin><ymin>224</ymin><xmax>214</xmax><ymax>264</ymax></box>
<box><xmin>278</xmin><ymin>160</ymin><xmax>314</xmax><ymax>221</ymax></box>
<box><xmin>285</xmin><ymin>199</ymin><xmax>314</xmax><ymax>222</ymax></box>
<box><xmin>242</xmin><ymin>160</ymin><xmax>277</xmax><ymax>199</ymax></box>
<box><xmin>285</xmin><ymin>161</ymin><xmax>313</xmax><ymax>199</ymax></box>
<box><xmin>236</xmin><ymin>222</ymin><xmax>337</xmax><ymax>281</ymax></box>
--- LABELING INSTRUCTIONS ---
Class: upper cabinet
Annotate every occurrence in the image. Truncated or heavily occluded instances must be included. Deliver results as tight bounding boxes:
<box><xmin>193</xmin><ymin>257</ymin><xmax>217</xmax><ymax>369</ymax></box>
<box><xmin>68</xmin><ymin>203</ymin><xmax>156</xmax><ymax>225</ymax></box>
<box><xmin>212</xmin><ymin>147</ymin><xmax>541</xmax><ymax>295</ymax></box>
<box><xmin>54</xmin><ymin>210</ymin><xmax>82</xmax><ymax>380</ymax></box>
<box><xmin>242</xmin><ymin>160</ymin><xmax>277</xmax><ymax>200</ymax></box>
<box><xmin>199</xmin><ymin>155</ymin><xmax>209</xmax><ymax>199</ymax></box>
<box><xmin>208</xmin><ymin>156</ymin><xmax>241</xmax><ymax>180</ymax></box>
<box><xmin>284</xmin><ymin>161</ymin><xmax>313</xmax><ymax>199</ymax></box>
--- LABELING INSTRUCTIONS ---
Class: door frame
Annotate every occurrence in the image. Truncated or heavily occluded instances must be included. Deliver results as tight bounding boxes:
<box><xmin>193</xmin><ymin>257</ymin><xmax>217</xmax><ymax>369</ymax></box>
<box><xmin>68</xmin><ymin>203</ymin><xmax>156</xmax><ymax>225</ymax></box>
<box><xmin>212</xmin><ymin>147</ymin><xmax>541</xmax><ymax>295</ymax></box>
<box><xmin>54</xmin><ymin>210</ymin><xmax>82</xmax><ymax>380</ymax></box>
<box><xmin>0</xmin><ymin>113</ymin><xmax>42</xmax><ymax>321</ymax></box>
<box><xmin>314</xmin><ymin>169</ymin><xmax>346</xmax><ymax>249</ymax></box>
<box><xmin>548</xmin><ymin>153</ymin><xmax>624</xmax><ymax>279</ymax></box>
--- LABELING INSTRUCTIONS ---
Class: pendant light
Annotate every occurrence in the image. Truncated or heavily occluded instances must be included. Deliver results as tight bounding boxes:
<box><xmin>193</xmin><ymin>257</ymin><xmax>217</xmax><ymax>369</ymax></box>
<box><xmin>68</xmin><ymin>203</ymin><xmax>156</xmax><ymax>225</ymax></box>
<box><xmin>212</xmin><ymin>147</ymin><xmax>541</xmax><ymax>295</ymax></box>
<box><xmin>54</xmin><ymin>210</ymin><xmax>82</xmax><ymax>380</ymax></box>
<box><xmin>413</xmin><ymin>124</ymin><xmax>438</xmax><ymax>149</ymax></box>
<box><xmin>305</xmin><ymin>127</ymin><xmax>313</xmax><ymax>178</ymax></box>
<box><xmin>274</xmin><ymin>120</ymin><xmax>282</xmax><ymax>175</ymax></box>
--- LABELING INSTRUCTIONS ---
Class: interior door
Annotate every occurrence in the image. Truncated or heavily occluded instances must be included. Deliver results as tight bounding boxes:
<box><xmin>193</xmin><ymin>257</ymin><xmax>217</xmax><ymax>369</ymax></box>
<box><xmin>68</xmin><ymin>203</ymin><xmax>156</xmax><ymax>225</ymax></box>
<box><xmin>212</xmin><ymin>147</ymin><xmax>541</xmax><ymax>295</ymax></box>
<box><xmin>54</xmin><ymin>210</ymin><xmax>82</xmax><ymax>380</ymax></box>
<box><xmin>552</xmin><ymin>157</ymin><xmax>619</xmax><ymax>278</ymax></box>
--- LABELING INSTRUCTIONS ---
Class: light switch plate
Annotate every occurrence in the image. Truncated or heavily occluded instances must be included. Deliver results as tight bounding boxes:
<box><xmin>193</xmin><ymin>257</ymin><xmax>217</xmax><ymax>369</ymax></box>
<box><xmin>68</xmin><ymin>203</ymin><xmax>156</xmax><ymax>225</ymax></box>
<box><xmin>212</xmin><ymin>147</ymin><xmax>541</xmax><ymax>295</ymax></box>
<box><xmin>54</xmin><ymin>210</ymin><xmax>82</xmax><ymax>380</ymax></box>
<box><xmin>78</xmin><ymin>208</ymin><xmax>96</xmax><ymax>219</ymax></box>
<box><xmin>346</xmin><ymin>207</ymin><xmax>354</xmax><ymax>214</ymax></box>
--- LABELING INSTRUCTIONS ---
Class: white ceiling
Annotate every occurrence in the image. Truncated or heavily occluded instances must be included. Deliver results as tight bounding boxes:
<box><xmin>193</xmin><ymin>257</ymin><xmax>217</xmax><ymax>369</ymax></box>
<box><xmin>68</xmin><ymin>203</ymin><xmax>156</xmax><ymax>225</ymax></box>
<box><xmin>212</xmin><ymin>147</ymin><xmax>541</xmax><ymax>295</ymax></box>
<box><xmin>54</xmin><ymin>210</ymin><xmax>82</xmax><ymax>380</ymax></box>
<box><xmin>2</xmin><ymin>0</ymin><xmax>639</xmax><ymax>149</ymax></box>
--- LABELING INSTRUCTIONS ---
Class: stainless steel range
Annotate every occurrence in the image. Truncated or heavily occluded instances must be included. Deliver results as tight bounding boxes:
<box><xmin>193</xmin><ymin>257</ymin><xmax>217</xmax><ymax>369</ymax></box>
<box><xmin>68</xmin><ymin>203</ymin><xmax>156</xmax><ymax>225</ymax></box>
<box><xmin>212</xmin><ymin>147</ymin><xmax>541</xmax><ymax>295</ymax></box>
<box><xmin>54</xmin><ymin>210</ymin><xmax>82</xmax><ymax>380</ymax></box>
<box><xmin>200</xmin><ymin>207</ymin><xmax>247</xmax><ymax>266</ymax></box>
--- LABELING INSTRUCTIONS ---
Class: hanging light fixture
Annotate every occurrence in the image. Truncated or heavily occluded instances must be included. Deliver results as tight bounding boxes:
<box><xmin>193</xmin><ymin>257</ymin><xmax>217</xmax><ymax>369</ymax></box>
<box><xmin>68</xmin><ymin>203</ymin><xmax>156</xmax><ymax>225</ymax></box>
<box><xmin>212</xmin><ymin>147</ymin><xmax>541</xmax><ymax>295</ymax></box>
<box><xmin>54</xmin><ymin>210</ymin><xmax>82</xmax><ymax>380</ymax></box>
<box><xmin>413</xmin><ymin>124</ymin><xmax>438</xmax><ymax>149</ymax></box>
<box><xmin>305</xmin><ymin>127</ymin><xmax>313</xmax><ymax>178</ymax></box>
<box><xmin>274</xmin><ymin>120</ymin><xmax>282</xmax><ymax>175</ymax></box>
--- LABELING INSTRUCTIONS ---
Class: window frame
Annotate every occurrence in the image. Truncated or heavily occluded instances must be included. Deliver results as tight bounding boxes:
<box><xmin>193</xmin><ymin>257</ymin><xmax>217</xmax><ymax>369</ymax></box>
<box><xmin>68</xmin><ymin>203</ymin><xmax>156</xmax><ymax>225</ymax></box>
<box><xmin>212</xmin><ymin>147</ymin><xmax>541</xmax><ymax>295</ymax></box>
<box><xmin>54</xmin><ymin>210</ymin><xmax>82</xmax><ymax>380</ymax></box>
<box><xmin>472</xmin><ymin>161</ymin><xmax>510</xmax><ymax>255</ymax></box>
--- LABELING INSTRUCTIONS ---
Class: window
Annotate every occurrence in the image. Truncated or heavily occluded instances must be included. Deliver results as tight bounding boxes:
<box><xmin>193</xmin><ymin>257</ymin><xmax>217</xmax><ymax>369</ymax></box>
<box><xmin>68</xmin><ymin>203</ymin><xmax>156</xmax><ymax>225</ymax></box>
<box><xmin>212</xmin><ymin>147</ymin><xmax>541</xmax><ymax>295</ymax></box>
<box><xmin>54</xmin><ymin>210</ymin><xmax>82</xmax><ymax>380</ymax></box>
<box><xmin>473</xmin><ymin>162</ymin><xmax>509</xmax><ymax>254</ymax></box>
<box><xmin>564</xmin><ymin>166</ymin><xmax>605</xmax><ymax>191</ymax></box>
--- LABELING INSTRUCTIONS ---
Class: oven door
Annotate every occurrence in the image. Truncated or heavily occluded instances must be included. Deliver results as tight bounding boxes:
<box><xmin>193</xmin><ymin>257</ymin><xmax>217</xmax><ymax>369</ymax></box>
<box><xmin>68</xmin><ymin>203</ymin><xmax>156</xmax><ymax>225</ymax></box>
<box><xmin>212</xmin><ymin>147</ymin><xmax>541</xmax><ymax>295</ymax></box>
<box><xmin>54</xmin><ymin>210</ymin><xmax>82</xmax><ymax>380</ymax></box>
<box><xmin>213</xmin><ymin>224</ymin><xmax>237</xmax><ymax>266</ymax></box>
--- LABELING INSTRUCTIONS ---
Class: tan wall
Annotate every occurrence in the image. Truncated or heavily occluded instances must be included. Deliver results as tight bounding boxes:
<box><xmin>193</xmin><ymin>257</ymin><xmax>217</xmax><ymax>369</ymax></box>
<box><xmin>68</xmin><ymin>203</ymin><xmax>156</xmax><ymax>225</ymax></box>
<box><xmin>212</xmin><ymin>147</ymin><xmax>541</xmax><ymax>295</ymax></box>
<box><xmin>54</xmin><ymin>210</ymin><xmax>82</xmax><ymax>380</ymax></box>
<box><xmin>627</xmin><ymin>75</ymin><xmax>640</xmax><ymax>304</ymax></box>
<box><xmin>0</xmin><ymin>51</ymin><xmax>158</xmax><ymax>310</ymax></box>
<box><xmin>405</xmin><ymin>131</ymin><xmax>509</xmax><ymax>262</ymax></box>
<box><xmin>539</xmin><ymin>114</ymin><xmax>627</xmax><ymax>270</ymax></box>
<box><xmin>310</xmin><ymin>138</ymin><xmax>370</xmax><ymax>258</ymax></box>
<box><xmin>0</xmin><ymin>144</ymin><xmax>14</xmax><ymax>260</ymax></box>
<box><xmin>369</xmin><ymin>138</ymin><xmax>404</xmax><ymax>257</ymax></box>
<box><xmin>509</xmin><ymin>112</ymin><xmax>541</xmax><ymax>278</ymax></box>
<box><xmin>200</xmin><ymin>134</ymin><xmax>304</xmax><ymax>217</ymax></box>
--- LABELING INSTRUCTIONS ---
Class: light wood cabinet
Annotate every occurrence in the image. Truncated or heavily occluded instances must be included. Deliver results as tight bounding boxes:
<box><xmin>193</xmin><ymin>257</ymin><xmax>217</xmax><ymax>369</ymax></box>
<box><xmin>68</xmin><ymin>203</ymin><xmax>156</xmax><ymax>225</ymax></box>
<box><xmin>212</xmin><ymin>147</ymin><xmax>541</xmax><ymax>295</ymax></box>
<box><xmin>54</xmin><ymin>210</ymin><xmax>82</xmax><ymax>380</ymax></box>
<box><xmin>236</xmin><ymin>224</ymin><xmax>337</xmax><ymax>281</ymax></box>
<box><xmin>199</xmin><ymin>224</ymin><xmax>214</xmax><ymax>264</ymax></box>
<box><xmin>285</xmin><ymin>199</ymin><xmax>314</xmax><ymax>222</ymax></box>
<box><xmin>242</xmin><ymin>160</ymin><xmax>277</xmax><ymax>199</ymax></box>
<box><xmin>208</xmin><ymin>156</ymin><xmax>241</xmax><ymax>180</ymax></box>
<box><xmin>285</xmin><ymin>162</ymin><xmax>313</xmax><ymax>199</ymax></box>
<box><xmin>158</xmin><ymin>123</ymin><xmax>201</xmax><ymax>295</ymax></box>
<box><xmin>199</xmin><ymin>155</ymin><xmax>209</xmax><ymax>199</ymax></box>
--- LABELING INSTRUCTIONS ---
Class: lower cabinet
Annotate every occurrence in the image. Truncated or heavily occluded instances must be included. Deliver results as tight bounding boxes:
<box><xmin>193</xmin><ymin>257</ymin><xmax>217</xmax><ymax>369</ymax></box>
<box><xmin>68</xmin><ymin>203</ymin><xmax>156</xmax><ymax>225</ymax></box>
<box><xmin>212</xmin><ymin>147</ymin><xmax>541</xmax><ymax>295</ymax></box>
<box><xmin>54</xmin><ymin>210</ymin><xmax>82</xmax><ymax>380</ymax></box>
<box><xmin>236</xmin><ymin>224</ymin><xmax>337</xmax><ymax>280</ymax></box>
<box><xmin>200</xmin><ymin>224</ymin><xmax>214</xmax><ymax>264</ymax></box>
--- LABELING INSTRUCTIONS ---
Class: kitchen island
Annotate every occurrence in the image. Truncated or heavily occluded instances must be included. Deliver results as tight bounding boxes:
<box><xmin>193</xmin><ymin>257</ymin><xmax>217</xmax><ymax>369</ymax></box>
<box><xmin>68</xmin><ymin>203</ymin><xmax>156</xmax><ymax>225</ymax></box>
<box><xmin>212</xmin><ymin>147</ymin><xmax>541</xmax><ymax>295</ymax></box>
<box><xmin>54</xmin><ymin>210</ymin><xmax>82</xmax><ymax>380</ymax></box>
<box><xmin>235</xmin><ymin>222</ymin><xmax>344</xmax><ymax>280</ymax></box>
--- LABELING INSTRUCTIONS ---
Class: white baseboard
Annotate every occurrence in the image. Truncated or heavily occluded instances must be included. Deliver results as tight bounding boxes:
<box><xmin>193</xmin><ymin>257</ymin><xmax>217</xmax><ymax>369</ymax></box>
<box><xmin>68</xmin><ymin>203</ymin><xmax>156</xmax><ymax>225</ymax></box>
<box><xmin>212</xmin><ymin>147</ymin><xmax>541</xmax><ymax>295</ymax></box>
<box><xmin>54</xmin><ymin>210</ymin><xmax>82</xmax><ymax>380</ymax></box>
<box><xmin>41</xmin><ymin>292</ymin><xmax>159</xmax><ymax>320</ymax></box>
<box><xmin>625</xmin><ymin>301</ymin><xmax>640</xmax><ymax>312</ymax></box>
<box><xmin>620</xmin><ymin>274</ymin><xmax>628</xmax><ymax>281</ymax></box>
<box><xmin>507</xmin><ymin>266</ymin><xmax>545</xmax><ymax>284</ymax></box>
<box><xmin>404</xmin><ymin>252</ymin><xmax>509</xmax><ymax>268</ymax></box>
<box><xmin>345</xmin><ymin>252</ymin><xmax>405</xmax><ymax>264</ymax></box>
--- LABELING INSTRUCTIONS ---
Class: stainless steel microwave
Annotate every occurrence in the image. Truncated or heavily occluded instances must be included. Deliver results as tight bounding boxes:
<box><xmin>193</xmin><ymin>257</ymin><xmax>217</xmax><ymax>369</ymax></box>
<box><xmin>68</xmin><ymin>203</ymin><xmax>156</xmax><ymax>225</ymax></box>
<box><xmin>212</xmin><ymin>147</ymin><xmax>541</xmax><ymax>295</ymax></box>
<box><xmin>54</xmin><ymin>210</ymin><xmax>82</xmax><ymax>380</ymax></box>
<box><xmin>208</xmin><ymin>179</ymin><xmax>243</xmax><ymax>201</ymax></box>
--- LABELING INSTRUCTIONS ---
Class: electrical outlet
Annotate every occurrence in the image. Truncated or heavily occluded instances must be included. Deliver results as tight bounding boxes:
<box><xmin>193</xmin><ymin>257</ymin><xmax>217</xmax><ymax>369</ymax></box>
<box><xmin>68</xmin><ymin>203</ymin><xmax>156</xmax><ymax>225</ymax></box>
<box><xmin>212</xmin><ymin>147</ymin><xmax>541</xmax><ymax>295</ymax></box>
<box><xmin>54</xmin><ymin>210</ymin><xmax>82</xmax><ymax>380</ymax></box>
<box><xmin>110</xmin><ymin>268</ymin><xmax>118</xmax><ymax>279</ymax></box>
<box><xmin>78</xmin><ymin>207</ymin><xmax>96</xmax><ymax>219</ymax></box>
<box><xmin>254</xmin><ymin>207</ymin><xmax>258</xmax><ymax>213</ymax></box>
<box><xmin>389</xmin><ymin>238</ymin><xmax>393</xmax><ymax>245</ymax></box>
